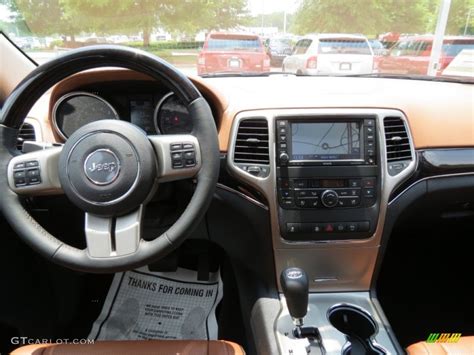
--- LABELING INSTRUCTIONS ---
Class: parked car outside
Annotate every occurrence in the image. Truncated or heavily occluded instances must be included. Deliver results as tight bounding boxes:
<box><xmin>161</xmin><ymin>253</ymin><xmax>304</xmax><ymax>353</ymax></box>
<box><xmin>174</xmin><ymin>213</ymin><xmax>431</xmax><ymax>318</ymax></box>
<box><xmin>282</xmin><ymin>33</ymin><xmax>374</xmax><ymax>75</ymax></box>
<box><xmin>378</xmin><ymin>35</ymin><xmax>474</xmax><ymax>75</ymax></box>
<box><xmin>197</xmin><ymin>32</ymin><xmax>270</xmax><ymax>75</ymax></box>
<box><xmin>265</xmin><ymin>36</ymin><xmax>294</xmax><ymax>66</ymax></box>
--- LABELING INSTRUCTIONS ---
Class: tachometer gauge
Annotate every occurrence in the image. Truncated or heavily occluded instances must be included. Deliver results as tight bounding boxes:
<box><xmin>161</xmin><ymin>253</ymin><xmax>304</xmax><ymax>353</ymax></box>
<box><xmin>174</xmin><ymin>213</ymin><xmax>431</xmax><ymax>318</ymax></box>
<box><xmin>154</xmin><ymin>93</ymin><xmax>192</xmax><ymax>134</ymax></box>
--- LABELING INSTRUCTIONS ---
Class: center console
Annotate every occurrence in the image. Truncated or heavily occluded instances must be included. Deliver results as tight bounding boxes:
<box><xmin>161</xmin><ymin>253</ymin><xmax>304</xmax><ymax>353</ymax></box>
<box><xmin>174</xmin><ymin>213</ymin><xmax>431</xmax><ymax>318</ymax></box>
<box><xmin>227</xmin><ymin>108</ymin><xmax>416</xmax><ymax>354</ymax></box>
<box><xmin>275</xmin><ymin>116</ymin><xmax>380</xmax><ymax>241</ymax></box>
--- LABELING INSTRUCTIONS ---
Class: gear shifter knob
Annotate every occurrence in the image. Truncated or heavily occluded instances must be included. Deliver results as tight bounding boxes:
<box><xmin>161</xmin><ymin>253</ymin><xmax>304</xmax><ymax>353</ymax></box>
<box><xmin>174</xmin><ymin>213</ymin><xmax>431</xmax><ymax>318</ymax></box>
<box><xmin>280</xmin><ymin>267</ymin><xmax>309</xmax><ymax>326</ymax></box>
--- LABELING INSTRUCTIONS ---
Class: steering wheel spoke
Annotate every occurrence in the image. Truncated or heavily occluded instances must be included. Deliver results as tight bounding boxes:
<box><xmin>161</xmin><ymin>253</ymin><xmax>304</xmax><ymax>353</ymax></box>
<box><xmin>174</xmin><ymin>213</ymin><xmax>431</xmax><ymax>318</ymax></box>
<box><xmin>85</xmin><ymin>206</ymin><xmax>143</xmax><ymax>258</ymax></box>
<box><xmin>7</xmin><ymin>146</ymin><xmax>63</xmax><ymax>196</ymax></box>
<box><xmin>149</xmin><ymin>134</ymin><xmax>201</xmax><ymax>182</ymax></box>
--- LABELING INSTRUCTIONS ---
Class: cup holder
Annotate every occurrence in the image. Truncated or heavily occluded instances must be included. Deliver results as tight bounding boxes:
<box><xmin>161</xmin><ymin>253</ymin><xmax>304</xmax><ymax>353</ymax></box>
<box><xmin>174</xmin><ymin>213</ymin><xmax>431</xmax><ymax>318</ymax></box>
<box><xmin>327</xmin><ymin>304</ymin><xmax>387</xmax><ymax>355</ymax></box>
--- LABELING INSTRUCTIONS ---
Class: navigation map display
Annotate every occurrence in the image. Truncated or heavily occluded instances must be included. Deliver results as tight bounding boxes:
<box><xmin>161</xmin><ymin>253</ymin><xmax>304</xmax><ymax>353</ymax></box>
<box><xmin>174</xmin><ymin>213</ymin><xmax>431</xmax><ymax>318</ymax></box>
<box><xmin>291</xmin><ymin>122</ymin><xmax>361</xmax><ymax>161</ymax></box>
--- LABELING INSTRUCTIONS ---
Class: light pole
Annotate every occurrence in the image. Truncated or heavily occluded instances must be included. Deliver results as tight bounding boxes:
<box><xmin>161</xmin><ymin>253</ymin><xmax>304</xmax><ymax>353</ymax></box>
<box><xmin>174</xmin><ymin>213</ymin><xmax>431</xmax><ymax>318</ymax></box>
<box><xmin>464</xmin><ymin>8</ymin><xmax>473</xmax><ymax>35</ymax></box>
<box><xmin>428</xmin><ymin>0</ymin><xmax>451</xmax><ymax>76</ymax></box>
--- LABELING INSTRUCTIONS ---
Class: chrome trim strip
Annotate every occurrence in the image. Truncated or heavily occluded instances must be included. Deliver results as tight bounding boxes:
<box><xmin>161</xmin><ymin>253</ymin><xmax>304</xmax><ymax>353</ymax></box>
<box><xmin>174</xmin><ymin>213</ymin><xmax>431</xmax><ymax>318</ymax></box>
<box><xmin>216</xmin><ymin>183</ymin><xmax>269</xmax><ymax>210</ymax></box>
<box><xmin>52</xmin><ymin>91</ymin><xmax>119</xmax><ymax>140</ymax></box>
<box><xmin>389</xmin><ymin>171</ymin><xmax>474</xmax><ymax>205</ymax></box>
<box><xmin>153</xmin><ymin>92</ymin><xmax>174</xmax><ymax>134</ymax></box>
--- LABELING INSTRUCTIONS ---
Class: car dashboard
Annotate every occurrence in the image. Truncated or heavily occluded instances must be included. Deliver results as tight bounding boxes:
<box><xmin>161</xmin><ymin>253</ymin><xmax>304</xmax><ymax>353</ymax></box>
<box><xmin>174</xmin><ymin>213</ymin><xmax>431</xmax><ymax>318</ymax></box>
<box><xmin>17</xmin><ymin>69</ymin><xmax>474</xmax><ymax>355</ymax></box>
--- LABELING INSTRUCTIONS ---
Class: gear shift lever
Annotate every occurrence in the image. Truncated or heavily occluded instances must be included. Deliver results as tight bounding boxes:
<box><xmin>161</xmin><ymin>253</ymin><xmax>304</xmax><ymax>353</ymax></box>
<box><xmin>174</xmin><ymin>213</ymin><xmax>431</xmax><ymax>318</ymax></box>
<box><xmin>280</xmin><ymin>267</ymin><xmax>309</xmax><ymax>327</ymax></box>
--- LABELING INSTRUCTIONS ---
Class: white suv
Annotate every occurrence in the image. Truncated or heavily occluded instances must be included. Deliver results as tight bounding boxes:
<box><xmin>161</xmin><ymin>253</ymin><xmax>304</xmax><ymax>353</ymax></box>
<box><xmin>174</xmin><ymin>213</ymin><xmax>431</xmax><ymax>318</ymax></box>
<box><xmin>282</xmin><ymin>34</ymin><xmax>374</xmax><ymax>75</ymax></box>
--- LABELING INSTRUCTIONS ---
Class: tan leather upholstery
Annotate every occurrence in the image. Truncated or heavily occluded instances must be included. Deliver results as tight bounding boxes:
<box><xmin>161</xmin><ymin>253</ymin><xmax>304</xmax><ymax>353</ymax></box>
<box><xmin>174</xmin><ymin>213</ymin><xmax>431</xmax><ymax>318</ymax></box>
<box><xmin>11</xmin><ymin>340</ymin><xmax>245</xmax><ymax>355</ymax></box>
<box><xmin>407</xmin><ymin>336</ymin><xmax>474</xmax><ymax>354</ymax></box>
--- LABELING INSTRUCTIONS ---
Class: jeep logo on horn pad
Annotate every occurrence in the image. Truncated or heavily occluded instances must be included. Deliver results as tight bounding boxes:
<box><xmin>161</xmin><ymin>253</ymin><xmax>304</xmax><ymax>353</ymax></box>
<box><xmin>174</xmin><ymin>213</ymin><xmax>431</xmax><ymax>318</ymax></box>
<box><xmin>84</xmin><ymin>149</ymin><xmax>121</xmax><ymax>185</ymax></box>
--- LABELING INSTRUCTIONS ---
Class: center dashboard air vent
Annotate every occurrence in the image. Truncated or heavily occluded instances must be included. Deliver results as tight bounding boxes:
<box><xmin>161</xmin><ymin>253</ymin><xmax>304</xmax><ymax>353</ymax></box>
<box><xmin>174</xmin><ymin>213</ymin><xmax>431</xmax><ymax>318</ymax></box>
<box><xmin>16</xmin><ymin>122</ymin><xmax>36</xmax><ymax>151</ymax></box>
<box><xmin>233</xmin><ymin>118</ymin><xmax>270</xmax><ymax>177</ymax></box>
<box><xmin>383</xmin><ymin>116</ymin><xmax>413</xmax><ymax>175</ymax></box>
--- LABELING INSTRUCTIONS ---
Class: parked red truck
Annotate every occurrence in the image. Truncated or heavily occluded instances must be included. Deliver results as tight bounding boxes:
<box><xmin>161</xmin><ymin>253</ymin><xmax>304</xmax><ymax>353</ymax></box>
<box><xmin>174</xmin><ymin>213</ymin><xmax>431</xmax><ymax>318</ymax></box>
<box><xmin>197</xmin><ymin>32</ymin><xmax>271</xmax><ymax>75</ymax></box>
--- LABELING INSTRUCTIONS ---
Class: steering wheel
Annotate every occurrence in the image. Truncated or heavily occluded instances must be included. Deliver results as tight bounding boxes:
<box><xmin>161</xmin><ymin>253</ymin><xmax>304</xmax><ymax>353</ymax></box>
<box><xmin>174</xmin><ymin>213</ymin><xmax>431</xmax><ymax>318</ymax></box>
<box><xmin>0</xmin><ymin>46</ymin><xmax>220</xmax><ymax>273</ymax></box>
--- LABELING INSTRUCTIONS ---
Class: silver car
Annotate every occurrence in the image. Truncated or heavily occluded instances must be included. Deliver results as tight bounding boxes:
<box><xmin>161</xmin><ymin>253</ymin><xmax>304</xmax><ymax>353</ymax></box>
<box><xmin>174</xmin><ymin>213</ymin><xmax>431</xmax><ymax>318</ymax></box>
<box><xmin>283</xmin><ymin>34</ymin><xmax>374</xmax><ymax>75</ymax></box>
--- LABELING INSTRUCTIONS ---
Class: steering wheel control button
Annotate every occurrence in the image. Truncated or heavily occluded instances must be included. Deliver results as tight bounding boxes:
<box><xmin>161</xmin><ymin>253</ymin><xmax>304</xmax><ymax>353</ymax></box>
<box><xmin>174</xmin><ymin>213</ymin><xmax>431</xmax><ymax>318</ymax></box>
<box><xmin>170</xmin><ymin>142</ymin><xmax>196</xmax><ymax>169</ymax></box>
<box><xmin>84</xmin><ymin>149</ymin><xmax>121</xmax><ymax>186</ymax></box>
<box><xmin>170</xmin><ymin>143</ymin><xmax>182</xmax><ymax>151</ymax></box>
<box><xmin>25</xmin><ymin>161</ymin><xmax>39</xmax><ymax>168</ymax></box>
<box><xmin>12</xmin><ymin>160</ymin><xmax>42</xmax><ymax>187</ymax></box>
<box><xmin>14</xmin><ymin>162</ymin><xmax>26</xmax><ymax>169</ymax></box>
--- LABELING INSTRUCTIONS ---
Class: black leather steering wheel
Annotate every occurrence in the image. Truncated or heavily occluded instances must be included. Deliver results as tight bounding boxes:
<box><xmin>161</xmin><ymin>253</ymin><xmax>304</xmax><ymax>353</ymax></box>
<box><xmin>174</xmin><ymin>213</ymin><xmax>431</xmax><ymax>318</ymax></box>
<box><xmin>0</xmin><ymin>46</ymin><xmax>219</xmax><ymax>273</ymax></box>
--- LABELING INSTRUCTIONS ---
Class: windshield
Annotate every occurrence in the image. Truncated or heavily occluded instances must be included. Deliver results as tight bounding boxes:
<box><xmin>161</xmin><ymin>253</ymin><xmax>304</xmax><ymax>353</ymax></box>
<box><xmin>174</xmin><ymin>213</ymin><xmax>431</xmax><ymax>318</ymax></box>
<box><xmin>1</xmin><ymin>0</ymin><xmax>473</xmax><ymax>79</ymax></box>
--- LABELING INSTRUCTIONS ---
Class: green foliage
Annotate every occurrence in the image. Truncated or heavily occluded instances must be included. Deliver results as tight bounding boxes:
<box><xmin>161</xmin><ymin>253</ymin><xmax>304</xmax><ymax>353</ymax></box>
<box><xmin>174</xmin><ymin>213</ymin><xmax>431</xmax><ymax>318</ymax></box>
<box><xmin>126</xmin><ymin>41</ymin><xmax>204</xmax><ymax>50</ymax></box>
<box><xmin>291</xmin><ymin>0</ymin><xmax>474</xmax><ymax>36</ymax></box>
<box><xmin>1</xmin><ymin>0</ymin><xmax>249</xmax><ymax>45</ymax></box>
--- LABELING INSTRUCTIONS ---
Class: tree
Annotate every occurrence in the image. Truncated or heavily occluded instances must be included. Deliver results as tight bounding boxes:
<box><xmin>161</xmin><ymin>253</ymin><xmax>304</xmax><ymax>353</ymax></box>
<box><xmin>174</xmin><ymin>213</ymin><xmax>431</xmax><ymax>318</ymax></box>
<box><xmin>290</xmin><ymin>0</ymin><xmax>434</xmax><ymax>36</ymax></box>
<box><xmin>445</xmin><ymin>0</ymin><xmax>474</xmax><ymax>34</ymax></box>
<box><xmin>1</xmin><ymin>0</ymin><xmax>249</xmax><ymax>46</ymax></box>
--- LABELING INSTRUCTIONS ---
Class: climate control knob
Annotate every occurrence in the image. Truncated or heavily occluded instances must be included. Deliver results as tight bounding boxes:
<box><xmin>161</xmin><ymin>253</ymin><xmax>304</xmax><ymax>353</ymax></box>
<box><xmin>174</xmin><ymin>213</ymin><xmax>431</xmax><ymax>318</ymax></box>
<box><xmin>279</xmin><ymin>152</ymin><xmax>289</xmax><ymax>165</ymax></box>
<box><xmin>321</xmin><ymin>189</ymin><xmax>339</xmax><ymax>208</ymax></box>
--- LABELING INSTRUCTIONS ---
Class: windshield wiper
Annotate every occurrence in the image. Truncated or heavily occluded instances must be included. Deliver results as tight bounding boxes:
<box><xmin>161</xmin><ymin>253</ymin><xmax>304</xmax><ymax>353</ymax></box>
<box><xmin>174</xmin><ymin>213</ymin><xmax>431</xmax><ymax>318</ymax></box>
<box><xmin>344</xmin><ymin>72</ymin><xmax>473</xmax><ymax>84</ymax></box>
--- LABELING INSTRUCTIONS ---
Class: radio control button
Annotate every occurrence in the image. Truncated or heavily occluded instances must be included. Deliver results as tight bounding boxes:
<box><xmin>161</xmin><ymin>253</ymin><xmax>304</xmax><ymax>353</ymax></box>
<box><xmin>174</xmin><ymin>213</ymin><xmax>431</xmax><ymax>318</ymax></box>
<box><xmin>293</xmin><ymin>179</ymin><xmax>307</xmax><ymax>188</ymax></box>
<box><xmin>280</xmin><ymin>198</ymin><xmax>294</xmax><ymax>208</ymax></box>
<box><xmin>363</xmin><ymin>188</ymin><xmax>375</xmax><ymax>197</ymax></box>
<box><xmin>348</xmin><ymin>179</ymin><xmax>361</xmax><ymax>187</ymax></box>
<box><xmin>286</xmin><ymin>223</ymin><xmax>300</xmax><ymax>233</ymax></box>
<box><xmin>296</xmin><ymin>199</ymin><xmax>308</xmax><ymax>208</ymax></box>
<box><xmin>366</xmin><ymin>141</ymin><xmax>375</xmax><ymax>149</ymax></box>
<box><xmin>279</xmin><ymin>152</ymin><xmax>289</xmax><ymax>164</ymax></box>
<box><xmin>347</xmin><ymin>222</ymin><xmax>358</xmax><ymax>232</ymax></box>
<box><xmin>365</xmin><ymin>119</ymin><xmax>375</xmax><ymax>127</ymax></box>
<box><xmin>362</xmin><ymin>178</ymin><xmax>376</xmax><ymax>188</ymax></box>
<box><xmin>321</xmin><ymin>190</ymin><xmax>339</xmax><ymax>208</ymax></box>
<box><xmin>306</xmin><ymin>198</ymin><xmax>319</xmax><ymax>208</ymax></box>
<box><xmin>279</xmin><ymin>135</ymin><xmax>287</xmax><ymax>142</ymax></box>
<box><xmin>365</xmin><ymin>126</ymin><xmax>375</xmax><ymax>135</ymax></box>
<box><xmin>309</xmin><ymin>223</ymin><xmax>323</xmax><ymax>233</ymax></box>
<box><xmin>295</xmin><ymin>190</ymin><xmax>309</xmax><ymax>198</ymax></box>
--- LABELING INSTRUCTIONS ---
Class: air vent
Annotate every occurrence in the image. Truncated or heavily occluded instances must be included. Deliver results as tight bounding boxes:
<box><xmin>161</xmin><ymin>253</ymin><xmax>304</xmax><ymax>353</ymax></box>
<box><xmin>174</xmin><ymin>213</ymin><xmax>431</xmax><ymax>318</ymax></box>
<box><xmin>17</xmin><ymin>122</ymin><xmax>36</xmax><ymax>151</ymax></box>
<box><xmin>234</xmin><ymin>118</ymin><xmax>269</xmax><ymax>164</ymax></box>
<box><xmin>384</xmin><ymin>117</ymin><xmax>412</xmax><ymax>162</ymax></box>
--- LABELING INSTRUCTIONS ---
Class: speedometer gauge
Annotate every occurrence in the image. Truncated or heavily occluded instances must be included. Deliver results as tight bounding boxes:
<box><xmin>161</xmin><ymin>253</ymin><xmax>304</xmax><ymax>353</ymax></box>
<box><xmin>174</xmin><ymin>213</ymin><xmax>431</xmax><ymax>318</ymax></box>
<box><xmin>53</xmin><ymin>91</ymin><xmax>119</xmax><ymax>140</ymax></box>
<box><xmin>154</xmin><ymin>93</ymin><xmax>192</xmax><ymax>134</ymax></box>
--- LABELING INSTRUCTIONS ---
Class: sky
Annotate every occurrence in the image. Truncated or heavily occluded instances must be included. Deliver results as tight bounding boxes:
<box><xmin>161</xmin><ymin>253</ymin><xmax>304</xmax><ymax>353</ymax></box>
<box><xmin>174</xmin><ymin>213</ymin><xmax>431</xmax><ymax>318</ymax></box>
<box><xmin>247</xmin><ymin>0</ymin><xmax>301</xmax><ymax>15</ymax></box>
<box><xmin>0</xmin><ymin>4</ymin><xmax>13</xmax><ymax>21</ymax></box>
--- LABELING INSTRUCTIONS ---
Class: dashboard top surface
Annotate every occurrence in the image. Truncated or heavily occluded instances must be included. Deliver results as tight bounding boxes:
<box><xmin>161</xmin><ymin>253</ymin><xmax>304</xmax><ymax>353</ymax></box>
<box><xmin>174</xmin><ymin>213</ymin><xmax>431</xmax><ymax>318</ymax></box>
<box><xmin>25</xmin><ymin>68</ymin><xmax>474</xmax><ymax>151</ymax></box>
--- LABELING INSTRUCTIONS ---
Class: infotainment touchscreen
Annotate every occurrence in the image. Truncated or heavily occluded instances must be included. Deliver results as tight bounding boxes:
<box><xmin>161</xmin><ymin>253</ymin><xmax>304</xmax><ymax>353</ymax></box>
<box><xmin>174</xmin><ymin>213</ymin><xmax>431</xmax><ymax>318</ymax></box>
<box><xmin>291</xmin><ymin>122</ymin><xmax>362</xmax><ymax>161</ymax></box>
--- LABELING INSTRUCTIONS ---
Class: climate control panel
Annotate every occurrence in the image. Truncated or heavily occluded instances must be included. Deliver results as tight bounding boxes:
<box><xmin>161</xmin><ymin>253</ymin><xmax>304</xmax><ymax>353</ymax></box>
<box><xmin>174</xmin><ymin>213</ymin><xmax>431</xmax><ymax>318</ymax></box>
<box><xmin>278</xmin><ymin>177</ymin><xmax>377</xmax><ymax>209</ymax></box>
